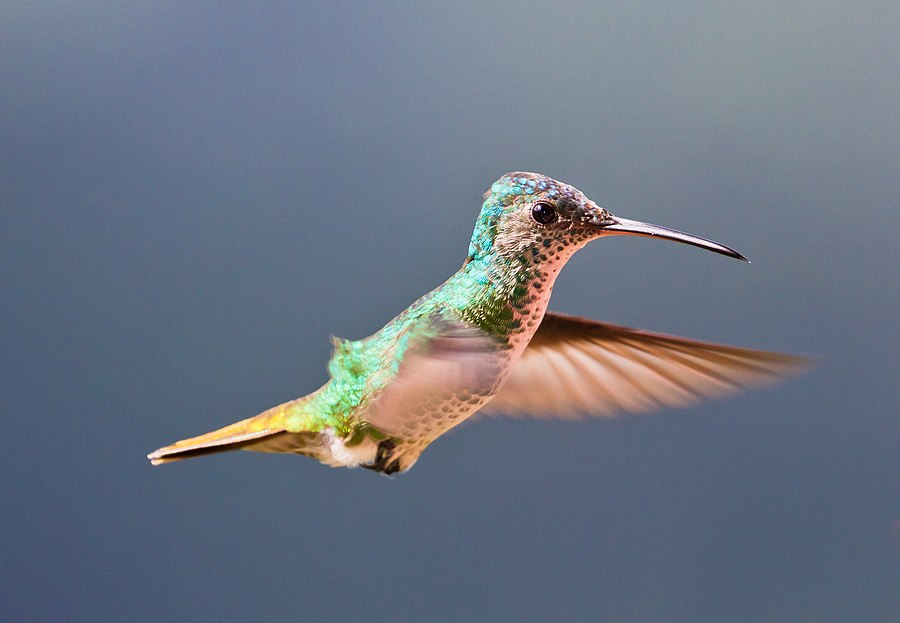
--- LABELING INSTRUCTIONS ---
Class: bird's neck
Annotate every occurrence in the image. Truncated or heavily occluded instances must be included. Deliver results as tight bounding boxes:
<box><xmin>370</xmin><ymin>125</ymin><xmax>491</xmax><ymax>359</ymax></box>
<box><xmin>435</xmin><ymin>249</ymin><xmax>570</xmax><ymax>343</ymax></box>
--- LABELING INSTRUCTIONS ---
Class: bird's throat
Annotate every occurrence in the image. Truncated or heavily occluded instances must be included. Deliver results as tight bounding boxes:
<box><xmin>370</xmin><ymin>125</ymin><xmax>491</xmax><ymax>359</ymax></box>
<box><xmin>440</xmin><ymin>250</ymin><xmax>569</xmax><ymax>346</ymax></box>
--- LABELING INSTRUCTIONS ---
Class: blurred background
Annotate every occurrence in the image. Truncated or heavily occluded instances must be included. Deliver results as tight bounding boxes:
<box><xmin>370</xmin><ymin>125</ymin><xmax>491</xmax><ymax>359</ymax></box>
<box><xmin>2</xmin><ymin>1</ymin><xmax>898</xmax><ymax>621</ymax></box>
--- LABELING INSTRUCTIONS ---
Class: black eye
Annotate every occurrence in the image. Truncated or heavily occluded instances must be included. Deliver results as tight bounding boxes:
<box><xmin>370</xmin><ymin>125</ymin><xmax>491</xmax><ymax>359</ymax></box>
<box><xmin>531</xmin><ymin>201</ymin><xmax>557</xmax><ymax>225</ymax></box>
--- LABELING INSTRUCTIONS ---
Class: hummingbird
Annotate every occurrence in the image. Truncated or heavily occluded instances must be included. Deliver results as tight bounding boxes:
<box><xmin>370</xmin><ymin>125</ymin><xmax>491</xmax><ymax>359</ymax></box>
<box><xmin>148</xmin><ymin>172</ymin><xmax>807</xmax><ymax>474</ymax></box>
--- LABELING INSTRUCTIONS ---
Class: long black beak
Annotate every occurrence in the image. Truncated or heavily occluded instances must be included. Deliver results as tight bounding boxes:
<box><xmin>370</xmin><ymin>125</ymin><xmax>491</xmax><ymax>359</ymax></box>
<box><xmin>599</xmin><ymin>216</ymin><xmax>749</xmax><ymax>262</ymax></box>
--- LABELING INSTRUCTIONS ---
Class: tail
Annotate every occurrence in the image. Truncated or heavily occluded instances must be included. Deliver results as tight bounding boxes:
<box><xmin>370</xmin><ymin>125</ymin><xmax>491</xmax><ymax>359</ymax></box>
<box><xmin>147</xmin><ymin>396</ymin><xmax>319</xmax><ymax>465</ymax></box>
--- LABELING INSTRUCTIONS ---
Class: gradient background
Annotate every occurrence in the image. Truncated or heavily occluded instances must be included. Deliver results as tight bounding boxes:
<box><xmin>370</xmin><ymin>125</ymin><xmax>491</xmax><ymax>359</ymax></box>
<box><xmin>2</xmin><ymin>2</ymin><xmax>898</xmax><ymax>621</ymax></box>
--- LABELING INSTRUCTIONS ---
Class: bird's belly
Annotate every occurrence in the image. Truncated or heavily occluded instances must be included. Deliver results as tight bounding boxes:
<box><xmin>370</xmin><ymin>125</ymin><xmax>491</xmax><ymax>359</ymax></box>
<box><xmin>382</xmin><ymin>351</ymin><xmax>519</xmax><ymax>445</ymax></box>
<box><xmin>356</xmin><ymin>389</ymin><xmax>497</xmax><ymax>474</ymax></box>
<box><xmin>400</xmin><ymin>390</ymin><xmax>495</xmax><ymax>443</ymax></box>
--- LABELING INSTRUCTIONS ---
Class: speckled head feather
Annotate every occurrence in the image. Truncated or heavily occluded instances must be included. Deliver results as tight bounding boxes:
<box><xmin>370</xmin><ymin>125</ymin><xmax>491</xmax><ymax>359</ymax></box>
<box><xmin>467</xmin><ymin>172</ymin><xmax>614</xmax><ymax>264</ymax></box>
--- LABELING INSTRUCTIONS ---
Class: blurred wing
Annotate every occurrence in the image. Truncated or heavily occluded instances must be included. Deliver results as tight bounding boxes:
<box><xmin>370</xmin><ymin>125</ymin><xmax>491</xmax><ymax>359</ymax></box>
<box><xmin>486</xmin><ymin>312</ymin><xmax>810</xmax><ymax>418</ymax></box>
<box><xmin>364</xmin><ymin>313</ymin><xmax>505</xmax><ymax>437</ymax></box>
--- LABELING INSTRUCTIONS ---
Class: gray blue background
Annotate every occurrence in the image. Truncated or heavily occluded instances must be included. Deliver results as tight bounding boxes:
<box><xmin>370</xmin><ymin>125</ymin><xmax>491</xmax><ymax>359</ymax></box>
<box><xmin>2</xmin><ymin>2</ymin><xmax>898</xmax><ymax>621</ymax></box>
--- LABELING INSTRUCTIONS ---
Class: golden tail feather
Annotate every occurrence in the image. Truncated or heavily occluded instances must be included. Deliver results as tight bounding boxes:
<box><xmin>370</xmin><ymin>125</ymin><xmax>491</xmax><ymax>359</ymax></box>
<box><xmin>147</xmin><ymin>396</ymin><xmax>318</xmax><ymax>465</ymax></box>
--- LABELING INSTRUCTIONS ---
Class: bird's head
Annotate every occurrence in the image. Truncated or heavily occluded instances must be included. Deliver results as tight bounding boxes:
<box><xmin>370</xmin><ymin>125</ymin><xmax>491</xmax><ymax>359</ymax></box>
<box><xmin>466</xmin><ymin>172</ymin><xmax>747</xmax><ymax>268</ymax></box>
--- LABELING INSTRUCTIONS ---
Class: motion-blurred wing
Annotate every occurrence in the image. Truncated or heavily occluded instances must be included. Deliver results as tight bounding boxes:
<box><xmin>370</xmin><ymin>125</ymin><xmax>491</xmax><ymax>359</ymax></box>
<box><xmin>364</xmin><ymin>313</ymin><xmax>505</xmax><ymax>438</ymax></box>
<box><xmin>487</xmin><ymin>312</ymin><xmax>810</xmax><ymax>418</ymax></box>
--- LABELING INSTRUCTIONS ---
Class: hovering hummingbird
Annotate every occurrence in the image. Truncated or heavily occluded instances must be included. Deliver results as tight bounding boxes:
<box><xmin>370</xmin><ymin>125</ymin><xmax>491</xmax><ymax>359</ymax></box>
<box><xmin>148</xmin><ymin>172</ymin><xmax>807</xmax><ymax>474</ymax></box>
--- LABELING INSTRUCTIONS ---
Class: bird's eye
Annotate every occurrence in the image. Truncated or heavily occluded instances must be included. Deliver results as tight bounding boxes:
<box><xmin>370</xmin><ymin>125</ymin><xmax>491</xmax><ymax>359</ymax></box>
<box><xmin>531</xmin><ymin>201</ymin><xmax>557</xmax><ymax>225</ymax></box>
